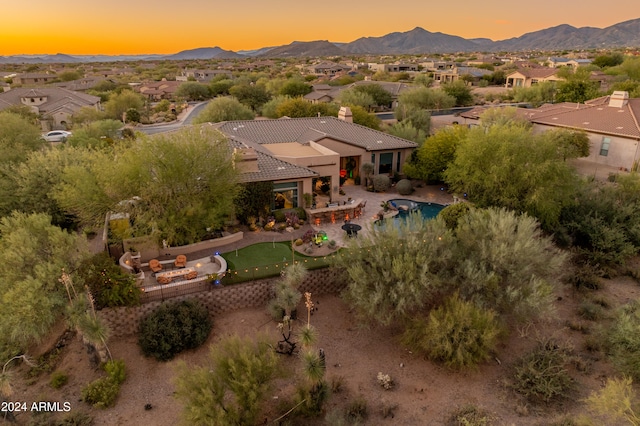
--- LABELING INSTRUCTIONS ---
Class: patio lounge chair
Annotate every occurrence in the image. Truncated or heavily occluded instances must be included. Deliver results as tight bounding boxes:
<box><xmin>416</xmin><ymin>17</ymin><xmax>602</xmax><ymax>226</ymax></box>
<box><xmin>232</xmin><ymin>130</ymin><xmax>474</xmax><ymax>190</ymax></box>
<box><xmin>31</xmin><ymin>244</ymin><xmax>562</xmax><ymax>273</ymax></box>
<box><xmin>174</xmin><ymin>255</ymin><xmax>187</xmax><ymax>268</ymax></box>
<box><xmin>149</xmin><ymin>259</ymin><xmax>163</xmax><ymax>273</ymax></box>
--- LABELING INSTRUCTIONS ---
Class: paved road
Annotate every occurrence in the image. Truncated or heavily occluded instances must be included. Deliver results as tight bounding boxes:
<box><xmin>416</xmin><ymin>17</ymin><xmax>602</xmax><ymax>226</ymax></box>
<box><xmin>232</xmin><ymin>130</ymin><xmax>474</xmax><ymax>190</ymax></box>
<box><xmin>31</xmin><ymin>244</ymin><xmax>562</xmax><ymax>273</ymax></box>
<box><xmin>137</xmin><ymin>101</ymin><xmax>209</xmax><ymax>135</ymax></box>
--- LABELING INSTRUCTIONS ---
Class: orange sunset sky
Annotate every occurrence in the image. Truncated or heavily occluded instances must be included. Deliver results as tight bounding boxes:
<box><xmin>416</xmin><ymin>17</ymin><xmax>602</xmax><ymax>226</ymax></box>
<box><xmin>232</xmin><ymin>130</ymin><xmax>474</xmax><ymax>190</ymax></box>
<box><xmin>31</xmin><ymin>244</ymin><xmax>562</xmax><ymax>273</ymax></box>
<box><xmin>1</xmin><ymin>1</ymin><xmax>638</xmax><ymax>55</ymax></box>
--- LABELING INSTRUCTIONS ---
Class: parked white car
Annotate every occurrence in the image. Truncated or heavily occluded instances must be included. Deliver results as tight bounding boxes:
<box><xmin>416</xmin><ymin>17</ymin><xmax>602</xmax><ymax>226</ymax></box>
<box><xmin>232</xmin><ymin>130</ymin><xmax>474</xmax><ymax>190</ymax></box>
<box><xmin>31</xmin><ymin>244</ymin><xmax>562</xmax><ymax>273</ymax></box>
<box><xmin>42</xmin><ymin>130</ymin><xmax>72</xmax><ymax>142</ymax></box>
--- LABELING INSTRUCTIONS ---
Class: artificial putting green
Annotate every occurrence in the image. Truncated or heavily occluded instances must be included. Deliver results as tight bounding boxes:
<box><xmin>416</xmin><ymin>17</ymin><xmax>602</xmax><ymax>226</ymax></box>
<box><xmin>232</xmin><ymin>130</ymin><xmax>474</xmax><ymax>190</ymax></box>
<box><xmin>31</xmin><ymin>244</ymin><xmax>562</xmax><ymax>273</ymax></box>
<box><xmin>221</xmin><ymin>242</ymin><xmax>336</xmax><ymax>284</ymax></box>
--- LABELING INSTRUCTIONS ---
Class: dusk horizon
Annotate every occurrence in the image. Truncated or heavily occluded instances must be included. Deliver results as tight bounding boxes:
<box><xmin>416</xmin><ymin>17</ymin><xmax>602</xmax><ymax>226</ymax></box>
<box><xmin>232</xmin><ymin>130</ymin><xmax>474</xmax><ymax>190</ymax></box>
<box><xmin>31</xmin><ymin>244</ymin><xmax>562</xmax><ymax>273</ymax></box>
<box><xmin>2</xmin><ymin>0</ymin><xmax>638</xmax><ymax>56</ymax></box>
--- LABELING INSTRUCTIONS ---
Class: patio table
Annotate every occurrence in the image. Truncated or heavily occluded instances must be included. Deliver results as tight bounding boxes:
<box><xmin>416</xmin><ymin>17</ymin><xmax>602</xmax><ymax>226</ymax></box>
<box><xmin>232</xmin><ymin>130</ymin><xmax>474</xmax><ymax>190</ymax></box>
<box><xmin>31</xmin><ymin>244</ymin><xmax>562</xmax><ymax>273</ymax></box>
<box><xmin>155</xmin><ymin>267</ymin><xmax>195</xmax><ymax>281</ymax></box>
<box><xmin>341</xmin><ymin>223</ymin><xmax>362</xmax><ymax>237</ymax></box>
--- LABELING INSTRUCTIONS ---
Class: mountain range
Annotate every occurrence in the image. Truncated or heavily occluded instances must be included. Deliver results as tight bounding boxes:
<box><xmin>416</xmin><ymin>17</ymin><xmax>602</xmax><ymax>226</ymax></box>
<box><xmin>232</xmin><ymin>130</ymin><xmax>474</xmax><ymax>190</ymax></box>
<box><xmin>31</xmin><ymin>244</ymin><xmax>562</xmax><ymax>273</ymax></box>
<box><xmin>1</xmin><ymin>18</ymin><xmax>639</xmax><ymax>64</ymax></box>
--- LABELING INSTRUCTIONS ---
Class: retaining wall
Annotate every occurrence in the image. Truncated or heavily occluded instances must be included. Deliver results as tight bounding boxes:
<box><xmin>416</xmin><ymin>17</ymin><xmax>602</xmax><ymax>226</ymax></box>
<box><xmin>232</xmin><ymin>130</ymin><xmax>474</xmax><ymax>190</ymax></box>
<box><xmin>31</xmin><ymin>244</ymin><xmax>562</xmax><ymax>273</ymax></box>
<box><xmin>99</xmin><ymin>267</ymin><xmax>344</xmax><ymax>337</ymax></box>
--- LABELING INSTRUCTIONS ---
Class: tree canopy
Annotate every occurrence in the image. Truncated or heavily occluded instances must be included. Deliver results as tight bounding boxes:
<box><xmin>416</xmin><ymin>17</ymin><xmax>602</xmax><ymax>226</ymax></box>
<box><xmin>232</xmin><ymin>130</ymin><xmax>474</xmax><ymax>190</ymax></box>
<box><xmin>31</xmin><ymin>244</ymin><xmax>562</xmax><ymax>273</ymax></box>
<box><xmin>55</xmin><ymin>126</ymin><xmax>240</xmax><ymax>245</ymax></box>
<box><xmin>175</xmin><ymin>82</ymin><xmax>211</xmax><ymax>101</ymax></box>
<box><xmin>192</xmin><ymin>97</ymin><xmax>255</xmax><ymax>123</ymax></box>
<box><xmin>444</xmin><ymin>111</ymin><xmax>579</xmax><ymax>229</ymax></box>
<box><xmin>441</xmin><ymin>81</ymin><xmax>474</xmax><ymax>106</ymax></box>
<box><xmin>103</xmin><ymin>90</ymin><xmax>145</xmax><ymax>121</ymax></box>
<box><xmin>404</xmin><ymin>124</ymin><xmax>469</xmax><ymax>183</ymax></box>
<box><xmin>229</xmin><ymin>84</ymin><xmax>271</xmax><ymax>112</ymax></box>
<box><xmin>0</xmin><ymin>212</ymin><xmax>89</xmax><ymax>355</ymax></box>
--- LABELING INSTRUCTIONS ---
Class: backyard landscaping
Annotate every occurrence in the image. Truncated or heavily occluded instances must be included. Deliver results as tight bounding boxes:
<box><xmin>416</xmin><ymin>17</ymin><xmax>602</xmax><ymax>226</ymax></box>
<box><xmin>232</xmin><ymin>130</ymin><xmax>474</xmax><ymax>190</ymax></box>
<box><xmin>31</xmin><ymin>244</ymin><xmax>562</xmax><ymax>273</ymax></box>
<box><xmin>9</xmin><ymin>273</ymin><xmax>640</xmax><ymax>425</ymax></box>
<box><xmin>221</xmin><ymin>241</ymin><xmax>338</xmax><ymax>284</ymax></box>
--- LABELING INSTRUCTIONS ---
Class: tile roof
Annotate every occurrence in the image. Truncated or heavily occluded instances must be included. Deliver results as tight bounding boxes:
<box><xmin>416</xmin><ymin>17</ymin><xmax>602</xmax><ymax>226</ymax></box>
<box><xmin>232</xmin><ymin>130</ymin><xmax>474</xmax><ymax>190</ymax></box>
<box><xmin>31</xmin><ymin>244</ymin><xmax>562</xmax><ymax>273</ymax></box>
<box><xmin>216</xmin><ymin>116</ymin><xmax>417</xmax><ymax>151</ymax></box>
<box><xmin>527</xmin><ymin>96</ymin><xmax>640</xmax><ymax>139</ymax></box>
<box><xmin>507</xmin><ymin>68</ymin><xmax>560</xmax><ymax>79</ymax></box>
<box><xmin>227</xmin><ymin>136</ymin><xmax>318</xmax><ymax>183</ymax></box>
<box><xmin>349</xmin><ymin>80</ymin><xmax>411</xmax><ymax>97</ymax></box>
<box><xmin>0</xmin><ymin>87</ymin><xmax>100</xmax><ymax>113</ymax></box>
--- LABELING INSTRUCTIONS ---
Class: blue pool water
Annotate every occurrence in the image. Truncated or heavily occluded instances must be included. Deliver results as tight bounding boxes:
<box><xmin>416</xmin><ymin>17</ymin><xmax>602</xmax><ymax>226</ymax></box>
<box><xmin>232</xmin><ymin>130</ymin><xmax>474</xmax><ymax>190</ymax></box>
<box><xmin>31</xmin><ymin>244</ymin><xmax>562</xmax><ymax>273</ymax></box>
<box><xmin>388</xmin><ymin>198</ymin><xmax>445</xmax><ymax>220</ymax></box>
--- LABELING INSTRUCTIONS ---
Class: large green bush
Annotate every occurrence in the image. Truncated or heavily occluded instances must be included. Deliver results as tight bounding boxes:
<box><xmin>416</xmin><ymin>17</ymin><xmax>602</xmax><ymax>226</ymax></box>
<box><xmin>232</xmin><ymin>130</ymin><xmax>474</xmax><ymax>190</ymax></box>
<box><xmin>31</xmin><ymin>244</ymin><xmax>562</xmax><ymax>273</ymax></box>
<box><xmin>605</xmin><ymin>300</ymin><xmax>640</xmax><ymax>381</ymax></box>
<box><xmin>138</xmin><ymin>300</ymin><xmax>212</xmax><ymax>361</ymax></box>
<box><xmin>402</xmin><ymin>293</ymin><xmax>500</xmax><ymax>369</ymax></box>
<box><xmin>76</xmin><ymin>252</ymin><xmax>141</xmax><ymax>309</ymax></box>
<box><xmin>439</xmin><ymin>202</ymin><xmax>473</xmax><ymax>230</ymax></box>
<box><xmin>372</xmin><ymin>174</ymin><xmax>391</xmax><ymax>192</ymax></box>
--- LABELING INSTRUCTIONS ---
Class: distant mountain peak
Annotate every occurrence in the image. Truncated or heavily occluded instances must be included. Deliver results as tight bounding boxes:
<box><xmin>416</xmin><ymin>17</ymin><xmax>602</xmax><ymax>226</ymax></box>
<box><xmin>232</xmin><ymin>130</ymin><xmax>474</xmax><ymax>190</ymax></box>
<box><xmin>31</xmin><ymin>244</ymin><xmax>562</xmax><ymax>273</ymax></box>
<box><xmin>1</xmin><ymin>18</ymin><xmax>639</xmax><ymax>63</ymax></box>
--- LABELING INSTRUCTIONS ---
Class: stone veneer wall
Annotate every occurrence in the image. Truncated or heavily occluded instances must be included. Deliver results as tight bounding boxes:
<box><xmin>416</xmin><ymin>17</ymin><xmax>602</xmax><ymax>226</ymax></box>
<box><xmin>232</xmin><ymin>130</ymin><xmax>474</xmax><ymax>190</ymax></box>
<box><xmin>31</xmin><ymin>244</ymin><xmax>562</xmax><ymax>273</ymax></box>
<box><xmin>99</xmin><ymin>267</ymin><xmax>344</xmax><ymax>337</ymax></box>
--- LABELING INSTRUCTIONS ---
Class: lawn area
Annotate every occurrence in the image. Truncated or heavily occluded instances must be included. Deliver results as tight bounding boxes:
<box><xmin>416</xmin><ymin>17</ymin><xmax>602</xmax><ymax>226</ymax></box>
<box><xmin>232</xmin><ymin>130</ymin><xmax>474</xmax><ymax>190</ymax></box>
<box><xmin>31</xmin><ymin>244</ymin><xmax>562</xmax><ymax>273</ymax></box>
<box><xmin>221</xmin><ymin>242</ymin><xmax>337</xmax><ymax>284</ymax></box>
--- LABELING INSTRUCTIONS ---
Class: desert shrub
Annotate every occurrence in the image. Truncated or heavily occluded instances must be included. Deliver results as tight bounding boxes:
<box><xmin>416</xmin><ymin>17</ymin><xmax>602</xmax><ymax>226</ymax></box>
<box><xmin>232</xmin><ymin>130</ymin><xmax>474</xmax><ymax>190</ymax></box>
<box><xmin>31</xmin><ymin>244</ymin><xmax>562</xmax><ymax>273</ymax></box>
<box><xmin>76</xmin><ymin>252</ymin><xmax>141</xmax><ymax>309</ymax></box>
<box><xmin>138</xmin><ymin>300</ymin><xmax>212</xmax><ymax>361</ymax></box>
<box><xmin>295</xmin><ymin>207</ymin><xmax>307</xmax><ymax>221</ymax></box>
<box><xmin>56</xmin><ymin>411</ymin><xmax>94</xmax><ymax>425</ymax></box>
<box><xmin>584</xmin><ymin>376</ymin><xmax>640</xmax><ymax>425</ymax></box>
<box><xmin>295</xmin><ymin>238</ymin><xmax>303</xmax><ymax>246</ymax></box>
<box><xmin>578</xmin><ymin>300</ymin><xmax>607</xmax><ymax>321</ymax></box>
<box><xmin>605</xmin><ymin>300</ymin><xmax>640</xmax><ymax>380</ymax></box>
<box><xmin>175</xmin><ymin>335</ymin><xmax>280</xmax><ymax>426</ymax></box>
<box><xmin>447</xmin><ymin>404</ymin><xmax>493</xmax><ymax>426</ymax></box>
<box><xmin>294</xmin><ymin>381</ymin><xmax>330</xmax><ymax>418</ymax></box>
<box><xmin>372</xmin><ymin>174</ymin><xmax>391</xmax><ymax>192</ymax></box>
<box><xmin>565</xmin><ymin>261</ymin><xmax>603</xmax><ymax>290</ymax></box>
<box><xmin>325</xmin><ymin>409</ymin><xmax>363</xmax><ymax>426</ymax></box>
<box><xmin>512</xmin><ymin>339</ymin><xmax>574</xmax><ymax>403</ymax></box>
<box><xmin>82</xmin><ymin>376</ymin><xmax>120</xmax><ymax>408</ymax></box>
<box><xmin>81</xmin><ymin>359</ymin><xmax>126</xmax><ymax>408</ymax></box>
<box><xmin>104</xmin><ymin>359</ymin><xmax>126</xmax><ymax>384</ymax></box>
<box><xmin>345</xmin><ymin>395</ymin><xmax>368</xmax><ymax>422</ymax></box>
<box><xmin>330</xmin><ymin>375</ymin><xmax>345</xmax><ymax>393</ymax></box>
<box><xmin>274</xmin><ymin>209</ymin><xmax>286</xmax><ymax>223</ymax></box>
<box><xmin>50</xmin><ymin>370</ymin><xmax>69</xmax><ymax>389</ymax></box>
<box><xmin>402</xmin><ymin>293</ymin><xmax>500</xmax><ymax>369</ymax></box>
<box><xmin>452</xmin><ymin>207</ymin><xmax>565</xmax><ymax>320</ymax></box>
<box><xmin>439</xmin><ymin>202</ymin><xmax>474</xmax><ymax>230</ymax></box>
<box><xmin>396</xmin><ymin>179</ymin><xmax>413</xmax><ymax>195</ymax></box>
<box><xmin>558</xmin><ymin>178</ymin><xmax>640</xmax><ymax>272</ymax></box>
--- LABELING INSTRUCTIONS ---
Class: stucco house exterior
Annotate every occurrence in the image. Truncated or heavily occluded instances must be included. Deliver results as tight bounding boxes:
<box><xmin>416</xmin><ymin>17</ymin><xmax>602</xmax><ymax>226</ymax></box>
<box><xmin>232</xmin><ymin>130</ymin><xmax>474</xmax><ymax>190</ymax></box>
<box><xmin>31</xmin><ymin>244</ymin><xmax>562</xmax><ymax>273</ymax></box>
<box><xmin>505</xmin><ymin>67</ymin><xmax>564</xmax><ymax>88</ymax></box>
<box><xmin>458</xmin><ymin>91</ymin><xmax>640</xmax><ymax>173</ymax></box>
<box><xmin>12</xmin><ymin>73</ymin><xmax>56</xmax><ymax>85</ymax></box>
<box><xmin>433</xmin><ymin>66</ymin><xmax>492</xmax><ymax>85</ymax></box>
<box><xmin>0</xmin><ymin>87</ymin><xmax>101</xmax><ymax>130</ymax></box>
<box><xmin>134</xmin><ymin>80</ymin><xmax>181</xmax><ymax>101</ymax></box>
<box><xmin>212</xmin><ymin>110</ymin><xmax>417</xmax><ymax>207</ymax></box>
<box><xmin>527</xmin><ymin>91</ymin><xmax>640</xmax><ymax>172</ymax></box>
<box><xmin>176</xmin><ymin>69</ymin><xmax>233</xmax><ymax>82</ymax></box>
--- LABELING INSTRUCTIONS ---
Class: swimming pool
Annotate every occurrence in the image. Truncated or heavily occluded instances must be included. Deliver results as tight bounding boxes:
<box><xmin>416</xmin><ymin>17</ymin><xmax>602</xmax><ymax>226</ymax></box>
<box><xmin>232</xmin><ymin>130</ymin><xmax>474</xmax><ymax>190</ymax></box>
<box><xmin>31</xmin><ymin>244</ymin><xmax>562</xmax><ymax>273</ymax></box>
<box><xmin>388</xmin><ymin>198</ymin><xmax>446</xmax><ymax>221</ymax></box>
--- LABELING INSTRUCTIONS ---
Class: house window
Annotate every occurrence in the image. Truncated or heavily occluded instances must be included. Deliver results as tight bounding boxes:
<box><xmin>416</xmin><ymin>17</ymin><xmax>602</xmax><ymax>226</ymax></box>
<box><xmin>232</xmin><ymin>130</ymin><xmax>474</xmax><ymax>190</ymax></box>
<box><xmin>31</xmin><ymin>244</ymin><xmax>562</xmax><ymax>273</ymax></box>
<box><xmin>600</xmin><ymin>137</ymin><xmax>611</xmax><ymax>156</ymax></box>
<box><xmin>273</xmin><ymin>182</ymin><xmax>298</xmax><ymax>210</ymax></box>
<box><xmin>378</xmin><ymin>152</ymin><xmax>393</xmax><ymax>174</ymax></box>
<box><xmin>396</xmin><ymin>151</ymin><xmax>401</xmax><ymax>172</ymax></box>
<box><xmin>371</xmin><ymin>153</ymin><xmax>375</xmax><ymax>164</ymax></box>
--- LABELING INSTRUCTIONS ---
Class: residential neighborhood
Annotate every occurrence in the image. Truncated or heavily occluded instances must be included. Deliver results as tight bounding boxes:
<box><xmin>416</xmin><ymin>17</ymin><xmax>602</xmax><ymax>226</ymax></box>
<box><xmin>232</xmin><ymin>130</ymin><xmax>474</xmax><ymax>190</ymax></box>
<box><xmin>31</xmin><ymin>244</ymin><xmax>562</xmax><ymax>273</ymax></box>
<box><xmin>3</xmin><ymin>16</ymin><xmax>640</xmax><ymax>425</ymax></box>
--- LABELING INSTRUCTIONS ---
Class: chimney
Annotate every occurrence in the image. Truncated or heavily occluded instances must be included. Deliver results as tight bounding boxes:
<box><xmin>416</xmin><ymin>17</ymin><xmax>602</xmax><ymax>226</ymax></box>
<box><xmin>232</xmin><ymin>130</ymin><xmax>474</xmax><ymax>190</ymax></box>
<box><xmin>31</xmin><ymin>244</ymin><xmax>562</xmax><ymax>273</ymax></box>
<box><xmin>338</xmin><ymin>106</ymin><xmax>353</xmax><ymax>123</ymax></box>
<box><xmin>609</xmin><ymin>91</ymin><xmax>629</xmax><ymax>108</ymax></box>
<box><xmin>234</xmin><ymin>147</ymin><xmax>259</xmax><ymax>173</ymax></box>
